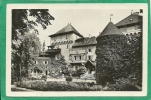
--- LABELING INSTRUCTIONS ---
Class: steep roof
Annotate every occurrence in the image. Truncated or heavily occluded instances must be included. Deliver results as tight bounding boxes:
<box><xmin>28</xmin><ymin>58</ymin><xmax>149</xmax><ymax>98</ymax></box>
<box><xmin>49</xmin><ymin>24</ymin><xmax>83</xmax><ymax>38</ymax></box>
<box><xmin>72</xmin><ymin>36</ymin><xmax>97</xmax><ymax>47</ymax></box>
<box><xmin>116</xmin><ymin>14</ymin><xmax>142</xmax><ymax>27</ymax></box>
<box><xmin>97</xmin><ymin>22</ymin><xmax>124</xmax><ymax>38</ymax></box>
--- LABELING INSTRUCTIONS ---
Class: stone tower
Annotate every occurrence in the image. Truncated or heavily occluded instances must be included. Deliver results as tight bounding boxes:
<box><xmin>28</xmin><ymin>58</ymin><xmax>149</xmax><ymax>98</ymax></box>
<box><xmin>95</xmin><ymin>22</ymin><xmax>127</xmax><ymax>85</ymax></box>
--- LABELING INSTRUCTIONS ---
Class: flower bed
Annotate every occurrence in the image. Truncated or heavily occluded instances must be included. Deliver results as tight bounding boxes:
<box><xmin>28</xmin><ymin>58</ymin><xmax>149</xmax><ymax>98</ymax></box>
<box><xmin>16</xmin><ymin>80</ymin><xmax>102</xmax><ymax>91</ymax></box>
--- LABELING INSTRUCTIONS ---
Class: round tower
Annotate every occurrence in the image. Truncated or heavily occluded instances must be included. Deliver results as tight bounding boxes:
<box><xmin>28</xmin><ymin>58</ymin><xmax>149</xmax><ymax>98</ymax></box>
<box><xmin>95</xmin><ymin>22</ymin><xmax>127</xmax><ymax>85</ymax></box>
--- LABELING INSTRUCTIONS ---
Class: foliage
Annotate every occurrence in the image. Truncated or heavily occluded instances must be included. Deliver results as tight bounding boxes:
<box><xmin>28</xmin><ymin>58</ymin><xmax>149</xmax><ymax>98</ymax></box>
<box><xmin>56</xmin><ymin>55</ymin><xmax>68</xmax><ymax>74</ymax></box>
<box><xmin>12</xmin><ymin>32</ymin><xmax>41</xmax><ymax>79</ymax></box>
<box><xmin>41</xmin><ymin>75</ymin><xmax>47</xmax><ymax>81</ymax></box>
<box><xmin>12</xmin><ymin>9</ymin><xmax>54</xmax><ymax>40</ymax></box>
<box><xmin>96</xmin><ymin>33</ymin><xmax>142</xmax><ymax>89</ymax></box>
<box><xmin>11</xmin><ymin>9</ymin><xmax>54</xmax><ymax>82</ymax></box>
<box><xmin>104</xmin><ymin>78</ymin><xmax>140</xmax><ymax>91</ymax></box>
<box><xmin>16</xmin><ymin>80</ymin><xmax>102</xmax><ymax>91</ymax></box>
<box><xmin>76</xmin><ymin>67</ymin><xmax>87</xmax><ymax>77</ymax></box>
<box><xmin>66</xmin><ymin>76</ymin><xmax>72</xmax><ymax>82</ymax></box>
<box><xmin>125</xmin><ymin>33</ymin><xmax>142</xmax><ymax>86</ymax></box>
<box><xmin>96</xmin><ymin>35</ymin><xmax>128</xmax><ymax>85</ymax></box>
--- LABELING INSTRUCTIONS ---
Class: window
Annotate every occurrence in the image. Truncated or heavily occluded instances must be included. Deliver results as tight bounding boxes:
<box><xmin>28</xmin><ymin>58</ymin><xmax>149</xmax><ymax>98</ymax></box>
<box><xmin>43</xmin><ymin>61</ymin><xmax>48</xmax><ymax>65</ymax></box>
<box><xmin>88</xmin><ymin>47</ymin><xmax>92</xmax><ymax>52</ymax></box>
<box><xmin>55</xmin><ymin>54</ymin><xmax>60</xmax><ymax>60</ymax></box>
<box><xmin>79</xmin><ymin>56</ymin><xmax>82</xmax><ymax>60</ymax></box>
<box><xmin>67</xmin><ymin>44</ymin><xmax>69</xmax><ymax>49</ymax></box>
<box><xmin>66</xmin><ymin>34</ymin><xmax>68</xmax><ymax>39</ymax></box>
<box><xmin>88</xmin><ymin>56</ymin><xmax>92</xmax><ymax>60</ymax></box>
<box><xmin>34</xmin><ymin>61</ymin><xmax>38</xmax><ymax>64</ymax></box>
<box><xmin>83</xmin><ymin>55</ymin><xmax>85</xmax><ymax>60</ymax></box>
<box><xmin>74</xmin><ymin>56</ymin><xmax>76</xmax><ymax>60</ymax></box>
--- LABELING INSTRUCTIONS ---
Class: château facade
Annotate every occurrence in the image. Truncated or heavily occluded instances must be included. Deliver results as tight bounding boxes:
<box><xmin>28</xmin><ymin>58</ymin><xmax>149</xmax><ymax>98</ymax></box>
<box><xmin>116</xmin><ymin>12</ymin><xmax>142</xmax><ymax>36</ymax></box>
<box><xmin>31</xmin><ymin>12</ymin><xmax>143</xmax><ymax>77</ymax></box>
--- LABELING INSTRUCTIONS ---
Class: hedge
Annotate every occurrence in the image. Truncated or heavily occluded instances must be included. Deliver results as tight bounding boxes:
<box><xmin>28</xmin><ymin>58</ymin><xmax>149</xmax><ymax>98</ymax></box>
<box><xmin>16</xmin><ymin>80</ymin><xmax>102</xmax><ymax>91</ymax></box>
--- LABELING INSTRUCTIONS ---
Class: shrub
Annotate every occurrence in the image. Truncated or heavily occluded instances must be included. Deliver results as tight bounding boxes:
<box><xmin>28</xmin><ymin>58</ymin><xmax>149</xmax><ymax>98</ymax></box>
<box><xmin>66</xmin><ymin>76</ymin><xmax>72</xmax><ymax>82</ymax></box>
<box><xmin>41</xmin><ymin>75</ymin><xmax>47</xmax><ymax>81</ymax></box>
<box><xmin>105</xmin><ymin>78</ymin><xmax>140</xmax><ymax>91</ymax></box>
<box><xmin>16</xmin><ymin>80</ymin><xmax>102</xmax><ymax>91</ymax></box>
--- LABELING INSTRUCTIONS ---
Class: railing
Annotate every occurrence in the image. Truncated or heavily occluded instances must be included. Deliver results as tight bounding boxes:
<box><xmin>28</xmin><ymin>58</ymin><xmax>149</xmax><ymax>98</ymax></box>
<box><xmin>46</xmin><ymin>49</ymin><xmax>61</xmax><ymax>53</ymax></box>
<box><xmin>69</xmin><ymin>49</ymin><xmax>86</xmax><ymax>54</ymax></box>
<box><xmin>69</xmin><ymin>60</ymin><xmax>86</xmax><ymax>63</ymax></box>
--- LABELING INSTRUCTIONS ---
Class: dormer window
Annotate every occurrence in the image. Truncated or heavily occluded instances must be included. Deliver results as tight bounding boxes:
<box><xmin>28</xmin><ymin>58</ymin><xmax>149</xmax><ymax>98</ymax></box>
<box><xmin>130</xmin><ymin>19</ymin><xmax>133</xmax><ymax>21</ymax></box>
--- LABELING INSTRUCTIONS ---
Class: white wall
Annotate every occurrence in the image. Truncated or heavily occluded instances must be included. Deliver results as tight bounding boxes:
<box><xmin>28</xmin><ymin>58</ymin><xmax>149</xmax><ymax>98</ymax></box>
<box><xmin>69</xmin><ymin>45</ymin><xmax>96</xmax><ymax>62</ymax></box>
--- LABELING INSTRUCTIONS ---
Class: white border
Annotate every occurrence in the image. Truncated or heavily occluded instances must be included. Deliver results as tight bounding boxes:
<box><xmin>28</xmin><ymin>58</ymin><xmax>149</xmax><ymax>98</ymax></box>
<box><xmin>6</xmin><ymin>4</ymin><xmax>148</xmax><ymax>97</ymax></box>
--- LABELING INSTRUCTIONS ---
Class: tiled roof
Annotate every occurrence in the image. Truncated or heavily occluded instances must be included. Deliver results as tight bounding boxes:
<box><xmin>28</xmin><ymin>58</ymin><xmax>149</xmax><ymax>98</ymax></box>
<box><xmin>85</xmin><ymin>60</ymin><xmax>96</xmax><ymax>68</ymax></box>
<box><xmin>49</xmin><ymin>40</ymin><xmax>74</xmax><ymax>46</ymax></box>
<box><xmin>49</xmin><ymin>24</ymin><xmax>83</xmax><ymax>38</ymax></box>
<box><xmin>97</xmin><ymin>22</ymin><xmax>124</xmax><ymax>38</ymax></box>
<box><xmin>72</xmin><ymin>36</ymin><xmax>97</xmax><ymax>47</ymax></box>
<box><xmin>116</xmin><ymin>14</ymin><xmax>142</xmax><ymax>27</ymax></box>
<box><xmin>35</xmin><ymin>57</ymin><xmax>51</xmax><ymax>60</ymax></box>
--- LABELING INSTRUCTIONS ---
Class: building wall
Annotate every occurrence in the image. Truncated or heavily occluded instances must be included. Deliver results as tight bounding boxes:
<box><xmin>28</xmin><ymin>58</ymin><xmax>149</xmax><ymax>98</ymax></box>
<box><xmin>50</xmin><ymin>33</ymin><xmax>81</xmax><ymax>61</ymax></box>
<box><xmin>69</xmin><ymin>45</ymin><xmax>96</xmax><ymax>62</ymax></box>
<box><xmin>32</xmin><ymin>55</ymin><xmax>64</xmax><ymax>76</ymax></box>
<box><xmin>50</xmin><ymin>33</ymin><xmax>81</xmax><ymax>42</ymax></box>
<box><xmin>33</xmin><ymin>57</ymin><xmax>55</xmax><ymax>75</ymax></box>
<box><xmin>118</xmin><ymin>24</ymin><xmax>141</xmax><ymax>35</ymax></box>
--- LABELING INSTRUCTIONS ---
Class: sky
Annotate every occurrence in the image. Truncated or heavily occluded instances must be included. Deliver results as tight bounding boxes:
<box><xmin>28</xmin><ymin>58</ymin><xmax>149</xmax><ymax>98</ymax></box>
<box><xmin>36</xmin><ymin>8</ymin><xmax>140</xmax><ymax>47</ymax></box>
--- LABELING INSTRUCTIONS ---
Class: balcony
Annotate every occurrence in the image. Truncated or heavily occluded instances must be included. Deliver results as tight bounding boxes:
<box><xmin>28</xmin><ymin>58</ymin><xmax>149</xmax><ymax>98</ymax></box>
<box><xmin>69</xmin><ymin>60</ymin><xmax>86</xmax><ymax>64</ymax></box>
<box><xmin>46</xmin><ymin>48</ymin><xmax>61</xmax><ymax>53</ymax></box>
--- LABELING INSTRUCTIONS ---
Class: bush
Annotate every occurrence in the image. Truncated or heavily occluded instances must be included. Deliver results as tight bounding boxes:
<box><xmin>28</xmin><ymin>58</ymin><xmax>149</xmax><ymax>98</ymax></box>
<box><xmin>104</xmin><ymin>78</ymin><xmax>140</xmax><ymax>91</ymax></box>
<box><xmin>16</xmin><ymin>80</ymin><xmax>102</xmax><ymax>91</ymax></box>
<box><xmin>41</xmin><ymin>75</ymin><xmax>47</xmax><ymax>81</ymax></box>
<box><xmin>66</xmin><ymin>76</ymin><xmax>72</xmax><ymax>82</ymax></box>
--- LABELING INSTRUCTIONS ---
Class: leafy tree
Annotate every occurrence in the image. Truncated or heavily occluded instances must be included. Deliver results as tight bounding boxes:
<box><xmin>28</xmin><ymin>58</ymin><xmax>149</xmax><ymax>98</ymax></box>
<box><xmin>12</xmin><ymin>9</ymin><xmax>54</xmax><ymax>40</ymax></box>
<box><xmin>56</xmin><ymin>55</ymin><xmax>68</xmax><ymax>74</ymax></box>
<box><xmin>125</xmin><ymin>33</ymin><xmax>142</xmax><ymax>86</ymax></box>
<box><xmin>12</xmin><ymin>31</ymin><xmax>41</xmax><ymax>80</ymax></box>
<box><xmin>11</xmin><ymin>9</ymin><xmax>54</xmax><ymax>82</ymax></box>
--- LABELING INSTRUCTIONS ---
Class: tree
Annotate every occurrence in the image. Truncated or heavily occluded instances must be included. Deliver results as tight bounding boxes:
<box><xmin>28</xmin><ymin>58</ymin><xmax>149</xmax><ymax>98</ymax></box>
<box><xmin>125</xmin><ymin>32</ymin><xmax>142</xmax><ymax>86</ymax></box>
<box><xmin>56</xmin><ymin>55</ymin><xmax>68</xmax><ymax>74</ymax></box>
<box><xmin>11</xmin><ymin>9</ymin><xmax>54</xmax><ymax>82</ymax></box>
<box><xmin>12</xmin><ymin>31</ymin><xmax>41</xmax><ymax>80</ymax></box>
<box><xmin>76</xmin><ymin>67</ymin><xmax>87</xmax><ymax>78</ymax></box>
<box><xmin>12</xmin><ymin>9</ymin><xmax>54</xmax><ymax>40</ymax></box>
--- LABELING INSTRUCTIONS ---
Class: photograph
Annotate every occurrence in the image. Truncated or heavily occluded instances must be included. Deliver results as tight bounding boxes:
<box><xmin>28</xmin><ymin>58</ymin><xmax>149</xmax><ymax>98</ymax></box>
<box><xmin>6</xmin><ymin>4</ymin><xmax>148</xmax><ymax>96</ymax></box>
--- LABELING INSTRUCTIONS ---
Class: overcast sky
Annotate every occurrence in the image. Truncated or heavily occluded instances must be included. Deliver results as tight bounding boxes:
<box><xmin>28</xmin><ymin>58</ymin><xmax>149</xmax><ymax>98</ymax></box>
<box><xmin>36</xmin><ymin>8</ymin><xmax>140</xmax><ymax>47</ymax></box>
